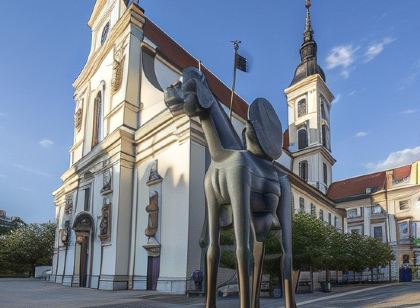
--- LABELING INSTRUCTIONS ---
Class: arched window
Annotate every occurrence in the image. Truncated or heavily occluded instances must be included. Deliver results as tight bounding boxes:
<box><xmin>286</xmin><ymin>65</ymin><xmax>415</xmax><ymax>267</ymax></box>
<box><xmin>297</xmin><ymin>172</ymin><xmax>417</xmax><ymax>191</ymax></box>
<box><xmin>92</xmin><ymin>91</ymin><xmax>103</xmax><ymax>147</ymax></box>
<box><xmin>297</xmin><ymin>99</ymin><xmax>307</xmax><ymax>117</ymax></box>
<box><xmin>101</xmin><ymin>22</ymin><xmax>110</xmax><ymax>46</ymax></box>
<box><xmin>322</xmin><ymin>123</ymin><xmax>330</xmax><ymax>150</ymax></box>
<box><xmin>298</xmin><ymin>127</ymin><xmax>308</xmax><ymax>150</ymax></box>
<box><xmin>299</xmin><ymin>160</ymin><xmax>308</xmax><ymax>181</ymax></box>
<box><xmin>323</xmin><ymin>163</ymin><xmax>328</xmax><ymax>185</ymax></box>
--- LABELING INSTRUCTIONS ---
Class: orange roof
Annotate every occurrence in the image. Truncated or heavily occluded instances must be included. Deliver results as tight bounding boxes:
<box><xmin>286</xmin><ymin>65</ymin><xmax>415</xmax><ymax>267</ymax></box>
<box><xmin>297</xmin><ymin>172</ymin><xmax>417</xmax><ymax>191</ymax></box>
<box><xmin>142</xmin><ymin>17</ymin><xmax>249</xmax><ymax>120</ymax></box>
<box><xmin>393</xmin><ymin>165</ymin><xmax>411</xmax><ymax>181</ymax></box>
<box><xmin>328</xmin><ymin>163</ymin><xmax>413</xmax><ymax>201</ymax></box>
<box><xmin>328</xmin><ymin>171</ymin><xmax>385</xmax><ymax>201</ymax></box>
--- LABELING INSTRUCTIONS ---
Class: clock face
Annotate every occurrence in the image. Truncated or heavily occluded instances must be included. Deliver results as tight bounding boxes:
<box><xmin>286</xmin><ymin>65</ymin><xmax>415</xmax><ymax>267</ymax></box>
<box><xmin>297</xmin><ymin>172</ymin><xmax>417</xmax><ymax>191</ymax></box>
<box><xmin>101</xmin><ymin>22</ymin><xmax>110</xmax><ymax>45</ymax></box>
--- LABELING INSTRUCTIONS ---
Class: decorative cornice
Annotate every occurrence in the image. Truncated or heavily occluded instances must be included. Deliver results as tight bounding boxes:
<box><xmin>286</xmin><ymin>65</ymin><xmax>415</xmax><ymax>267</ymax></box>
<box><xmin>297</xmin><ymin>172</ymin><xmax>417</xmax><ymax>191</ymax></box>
<box><xmin>285</xmin><ymin>74</ymin><xmax>334</xmax><ymax>103</ymax></box>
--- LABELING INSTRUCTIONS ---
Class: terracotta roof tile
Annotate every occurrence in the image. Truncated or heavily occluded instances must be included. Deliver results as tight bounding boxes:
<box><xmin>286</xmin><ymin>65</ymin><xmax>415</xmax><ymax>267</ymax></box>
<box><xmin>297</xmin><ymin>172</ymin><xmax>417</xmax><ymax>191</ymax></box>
<box><xmin>327</xmin><ymin>171</ymin><xmax>386</xmax><ymax>201</ymax></box>
<box><xmin>328</xmin><ymin>163</ymin><xmax>413</xmax><ymax>201</ymax></box>
<box><xmin>142</xmin><ymin>18</ymin><xmax>248</xmax><ymax>120</ymax></box>
<box><xmin>393</xmin><ymin>165</ymin><xmax>411</xmax><ymax>181</ymax></box>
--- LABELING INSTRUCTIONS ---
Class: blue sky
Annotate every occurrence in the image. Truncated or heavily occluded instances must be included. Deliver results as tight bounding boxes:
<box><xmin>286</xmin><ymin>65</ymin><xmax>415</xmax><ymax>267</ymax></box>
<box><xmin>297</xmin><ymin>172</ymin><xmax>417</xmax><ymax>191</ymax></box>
<box><xmin>0</xmin><ymin>0</ymin><xmax>419</xmax><ymax>223</ymax></box>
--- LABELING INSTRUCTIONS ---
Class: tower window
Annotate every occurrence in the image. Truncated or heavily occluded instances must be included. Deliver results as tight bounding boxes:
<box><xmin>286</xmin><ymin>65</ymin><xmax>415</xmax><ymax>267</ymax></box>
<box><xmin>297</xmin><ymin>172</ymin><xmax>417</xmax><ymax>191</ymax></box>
<box><xmin>299</xmin><ymin>160</ymin><xmax>308</xmax><ymax>181</ymax></box>
<box><xmin>323</xmin><ymin>163</ymin><xmax>328</xmax><ymax>185</ymax></box>
<box><xmin>92</xmin><ymin>91</ymin><xmax>103</xmax><ymax>147</ymax></box>
<box><xmin>322</xmin><ymin>124</ymin><xmax>330</xmax><ymax>150</ymax></box>
<box><xmin>297</xmin><ymin>127</ymin><xmax>308</xmax><ymax>150</ymax></box>
<box><xmin>297</xmin><ymin>99</ymin><xmax>307</xmax><ymax>117</ymax></box>
<box><xmin>321</xmin><ymin>100</ymin><xmax>329</xmax><ymax>121</ymax></box>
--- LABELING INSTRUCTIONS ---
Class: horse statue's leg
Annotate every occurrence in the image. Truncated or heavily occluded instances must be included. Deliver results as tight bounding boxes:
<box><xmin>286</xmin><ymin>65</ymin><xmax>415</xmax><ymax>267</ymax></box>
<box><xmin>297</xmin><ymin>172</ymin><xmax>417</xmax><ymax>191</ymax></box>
<box><xmin>228</xmin><ymin>168</ymin><xmax>252</xmax><ymax>308</ymax></box>
<box><xmin>277</xmin><ymin>174</ymin><xmax>297</xmax><ymax>308</ymax></box>
<box><xmin>204</xmin><ymin>184</ymin><xmax>220</xmax><ymax>308</ymax></box>
<box><xmin>251</xmin><ymin>222</ymin><xmax>265</xmax><ymax>308</ymax></box>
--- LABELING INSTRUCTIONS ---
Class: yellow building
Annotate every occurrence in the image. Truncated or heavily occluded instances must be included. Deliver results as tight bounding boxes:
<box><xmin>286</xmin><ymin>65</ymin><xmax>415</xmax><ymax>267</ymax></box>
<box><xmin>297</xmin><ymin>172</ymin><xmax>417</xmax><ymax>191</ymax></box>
<box><xmin>329</xmin><ymin>161</ymin><xmax>420</xmax><ymax>280</ymax></box>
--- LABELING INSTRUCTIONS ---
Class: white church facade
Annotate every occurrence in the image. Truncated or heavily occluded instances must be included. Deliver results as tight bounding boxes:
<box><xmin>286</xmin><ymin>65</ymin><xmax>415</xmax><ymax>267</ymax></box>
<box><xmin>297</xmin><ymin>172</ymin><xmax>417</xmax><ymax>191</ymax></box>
<box><xmin>51</xmin><ymin>0</ymin><xmax>345</xmax><ymax>292</ymax></box>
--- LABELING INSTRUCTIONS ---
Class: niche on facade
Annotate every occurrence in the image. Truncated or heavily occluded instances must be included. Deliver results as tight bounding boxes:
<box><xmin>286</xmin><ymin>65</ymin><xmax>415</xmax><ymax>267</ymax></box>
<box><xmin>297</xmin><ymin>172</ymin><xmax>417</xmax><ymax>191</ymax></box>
<box><xmin>99</xmin><ymin>198</ymin><xmax>112</xmax><ymax>242</ymax></box>
<box><xmin>145</xmin><ymin>192</ymin><xmax>159</xmax><ymax>238</ymax></box>
<box><xmin>60</xmin><ymin>220</ymin><xmax>71</xmax><ymax>247</ymax></box>
<box><xmin>74</xmin><ymin>108</ymin><xmax>83</xmax><ymax>132</ymax></box>
<box><xmin>111</xmin><ymin>46</ymin><xmax>125</xmax><ymax>94</ymax></box>
<box><xmin>101</xmin><ymin>168</ymin><xmax>113</xmax><ymax>195</ymax></box>
<box><xmin>64</xmin><ymin>194</ymin><xmax>73</xmax><ymax>216</ymax></box>
<box><xmin>143</xmin><ymin>160</ymin><xmax>163</xmax><ymax>257</ymax></box>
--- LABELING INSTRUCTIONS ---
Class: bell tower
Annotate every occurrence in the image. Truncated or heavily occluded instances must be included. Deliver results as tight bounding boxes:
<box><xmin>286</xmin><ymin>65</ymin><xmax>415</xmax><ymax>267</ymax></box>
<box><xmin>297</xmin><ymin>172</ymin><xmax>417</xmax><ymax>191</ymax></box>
<box><xmin>284</xmin><ymin>0</ymin><xmax>335</xmax><ymax>194</ymax></box>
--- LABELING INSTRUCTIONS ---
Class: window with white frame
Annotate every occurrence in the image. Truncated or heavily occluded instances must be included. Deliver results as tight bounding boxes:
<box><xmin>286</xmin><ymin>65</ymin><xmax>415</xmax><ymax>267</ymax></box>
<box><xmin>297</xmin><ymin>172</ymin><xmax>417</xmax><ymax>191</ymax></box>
<box><xmin>297</xmin><ymin>127</ymin><xmax>308</xmax><ymax>150</ymax></box>
<box><xmin>371</xmin><ymin>204</ymin><xmax>383</xmax><ymax>215</ymax></box>
<box><xmin>373</xmin><ymin>226</ymin><xmax>383</xmax><ymax>241</ymax></box>
<box><xmin>399</xmin><ymin>221</ymin><xmax>410</xmax><ymax>241</ymax></box>
<box><xmin>319</xmin><ymin>209</ymin><xmax>324</xmax><ymax>221</ymax></box>
<box><xmin>299</xmin><ymin>160</ymin><xmax>308</xmax><ymax>181</ymax></box>
<box><xmin>310</xmin><ymin>204</ymin><xmax>316</xmax><ymax>216</ymax></box>
<box><xmin>299</xmin><ymin>197</ymin><xmax>305</xmax><ymax>213</ymax></box>
<box><xmin>347</xmin><ymin>208</ymin><xmax>358</xmax><ymax>219</ymax></box>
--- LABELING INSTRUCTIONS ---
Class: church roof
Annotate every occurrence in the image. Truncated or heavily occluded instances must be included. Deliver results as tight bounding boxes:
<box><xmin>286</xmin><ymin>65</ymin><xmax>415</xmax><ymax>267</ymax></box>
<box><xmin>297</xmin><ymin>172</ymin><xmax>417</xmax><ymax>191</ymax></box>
<box><xmin>290</xmin><ymin>0</ymin><xmax>325</xmax><ymax>86</ymax></box>
<box><xmin>142</xmin><ymin>17</ymin><xmax>249</xmax><ymax>120</ymax></box>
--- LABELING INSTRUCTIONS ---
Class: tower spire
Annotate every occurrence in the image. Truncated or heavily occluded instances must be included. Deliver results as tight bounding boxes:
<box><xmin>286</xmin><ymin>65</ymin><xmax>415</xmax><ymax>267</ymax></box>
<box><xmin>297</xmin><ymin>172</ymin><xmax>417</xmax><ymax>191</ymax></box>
<box><xmin>300</xmin><ymin>0</ymin><xmax>316</xmax><ymax>61</ymax></box>
<box><xmin>304</xmin><ymin>0</ymin><xmax>313</xmax><ymax>43</ymax></box>
<box><xmin>290</xmin><ymin>0</ymin><xmax>325</xmax><ymax>85</ymax></box>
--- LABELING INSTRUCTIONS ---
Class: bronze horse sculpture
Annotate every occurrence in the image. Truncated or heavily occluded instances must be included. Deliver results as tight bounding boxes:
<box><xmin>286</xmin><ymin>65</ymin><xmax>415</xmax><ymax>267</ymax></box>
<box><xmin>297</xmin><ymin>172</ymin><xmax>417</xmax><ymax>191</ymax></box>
<box><xmin>165</xmin><ymin>67</ymin><xmax>296</xmax><ymax>308</ymax></box>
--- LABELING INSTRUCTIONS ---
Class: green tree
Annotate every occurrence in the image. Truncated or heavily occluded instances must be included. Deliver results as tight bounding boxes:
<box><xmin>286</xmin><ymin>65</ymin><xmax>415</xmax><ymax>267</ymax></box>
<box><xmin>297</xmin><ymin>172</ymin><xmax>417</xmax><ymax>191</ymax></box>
<box><xmin>363</xmin><ymin>236</ymin><xmax>394</xmax><ymax>281</ymax></box>
<box><xmin>0</xmin><ymin>222</ymin><xmax>56</xmax><ymax>277</ymax></box>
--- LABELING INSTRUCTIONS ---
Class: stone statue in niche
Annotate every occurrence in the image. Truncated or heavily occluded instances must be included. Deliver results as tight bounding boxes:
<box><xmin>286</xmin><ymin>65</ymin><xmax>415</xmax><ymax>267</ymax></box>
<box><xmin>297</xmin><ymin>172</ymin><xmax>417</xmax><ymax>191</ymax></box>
<box><xmin>64</xmin><ymin>195</ymin><xmax>73</xmax><ymax>215</ymax></box>
<box><xmin>101</xmin><ymin>168</ymin><xmax>112</xmax><ymax>194</ymax></box>
<box><xmin>74</xmin><ymin>108</ymin><xmax>83</xmax><ymax>131</ymax></box>
<box><xmin>145</xmin><ymin>192</ymin><xmax>159</xmax><ymax>238</ymax></box>
<box><xmin>60</xmin><ymin>220</ymin><xmax>71</xmax><ymax>246</ymax></box>
<box><xmin>99</xmin><ymin>199</ymin><xmax>111</xmax><ymax>241</ymax></box>
<box><xmin>111</xmin><ymin>47</ymin><xmax>125</xmax><ymax>94</ymax></box>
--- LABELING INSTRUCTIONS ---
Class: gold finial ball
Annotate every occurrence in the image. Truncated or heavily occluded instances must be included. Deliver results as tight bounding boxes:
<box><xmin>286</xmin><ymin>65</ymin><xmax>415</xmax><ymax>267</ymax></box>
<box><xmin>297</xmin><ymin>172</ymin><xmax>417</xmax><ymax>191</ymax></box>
<box><xmin>306</xmin><ymin>0</ymin><xmax>311</xmax><ymax>9</ymax></box>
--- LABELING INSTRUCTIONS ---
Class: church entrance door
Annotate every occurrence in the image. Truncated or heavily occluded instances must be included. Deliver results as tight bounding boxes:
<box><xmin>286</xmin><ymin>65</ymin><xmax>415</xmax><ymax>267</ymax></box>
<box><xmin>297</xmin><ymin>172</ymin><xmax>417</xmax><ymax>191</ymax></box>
<box><xmin>78</xmin><ymin>236</ymin><xmax>89</xmax><ymax>288</ymax></box>
<box><xmin>72</xmin><ymin>212</ymin><xmax>94</xmax><ymax>288</ymax></box>
<box><xmin>147</xmin><ymin>256</ymin><xmax>160</xmax><ymax>290</ymax></box>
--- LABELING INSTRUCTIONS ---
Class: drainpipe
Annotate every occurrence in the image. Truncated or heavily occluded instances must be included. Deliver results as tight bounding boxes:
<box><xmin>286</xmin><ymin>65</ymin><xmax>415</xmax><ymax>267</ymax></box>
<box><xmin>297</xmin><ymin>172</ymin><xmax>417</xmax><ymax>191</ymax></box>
<box><xmin>384</xmin><ymin>173</ymin><xmax>395</xmax><ymax>282</ymax></box>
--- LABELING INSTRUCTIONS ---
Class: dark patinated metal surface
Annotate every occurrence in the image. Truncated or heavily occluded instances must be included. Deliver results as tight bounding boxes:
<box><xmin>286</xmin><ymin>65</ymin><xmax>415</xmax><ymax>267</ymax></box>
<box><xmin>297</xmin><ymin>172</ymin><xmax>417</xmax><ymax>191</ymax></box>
<box><xmin>248</xmin><ymin>98</ymin><xmax>283</xmax><ymax>160</ymax></box>
<box><xmin>164</xmin><ymin>67</ymin><xmax>296</xmax><ymax>308</ymax></box>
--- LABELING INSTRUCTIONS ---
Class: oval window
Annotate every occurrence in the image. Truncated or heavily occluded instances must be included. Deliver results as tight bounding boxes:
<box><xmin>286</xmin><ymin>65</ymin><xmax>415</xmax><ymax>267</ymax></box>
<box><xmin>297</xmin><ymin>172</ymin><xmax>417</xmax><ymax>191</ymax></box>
<box><xmin>101</xmin><ymin>22</ymin><xmax>110</xmax><ymax>45</ymax></box>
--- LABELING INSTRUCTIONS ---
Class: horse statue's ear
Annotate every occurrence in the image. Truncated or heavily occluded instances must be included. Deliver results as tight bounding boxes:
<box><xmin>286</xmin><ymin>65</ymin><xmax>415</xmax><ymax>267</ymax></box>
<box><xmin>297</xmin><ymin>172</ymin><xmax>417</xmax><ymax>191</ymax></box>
<box><xmin>183</xmin><ymin>67</ymin><xmax>216</xmax><ymax>110</ymax></box>
<box><xmin>248</xmin><ymin>98</ymin><xmax>283</xmax><ymax>160</ymax></box>
<box><xmin>164</xmin><ymin>81</ymin><xmax>184</xmax><ymax>116</ymax></box>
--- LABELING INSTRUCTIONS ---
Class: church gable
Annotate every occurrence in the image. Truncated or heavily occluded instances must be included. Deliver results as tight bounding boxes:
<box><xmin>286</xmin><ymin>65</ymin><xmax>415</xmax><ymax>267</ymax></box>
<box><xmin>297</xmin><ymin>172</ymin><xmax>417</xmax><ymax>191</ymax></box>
<box><xmin>88</xmin><ymin>0</ymin><xmax>128</xmax><ymax>28</ymax></box>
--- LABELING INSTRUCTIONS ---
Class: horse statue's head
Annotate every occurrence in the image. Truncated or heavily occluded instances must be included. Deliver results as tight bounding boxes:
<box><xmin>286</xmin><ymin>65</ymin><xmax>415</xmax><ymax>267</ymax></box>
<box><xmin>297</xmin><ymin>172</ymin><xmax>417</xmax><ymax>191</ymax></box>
<box><xmin>164</xmin><ymin>67</ymin><xmax>216</xmax><ymax>117</ymax></box>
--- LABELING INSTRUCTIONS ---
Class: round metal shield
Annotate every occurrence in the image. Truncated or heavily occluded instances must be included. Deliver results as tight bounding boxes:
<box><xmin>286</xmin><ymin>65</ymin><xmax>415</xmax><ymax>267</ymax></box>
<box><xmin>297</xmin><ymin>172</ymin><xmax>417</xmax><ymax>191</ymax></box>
<box><xmin>248</xmin><ymin>98</ymin><xmax>283</xmax><ymax>160</ymax></box>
